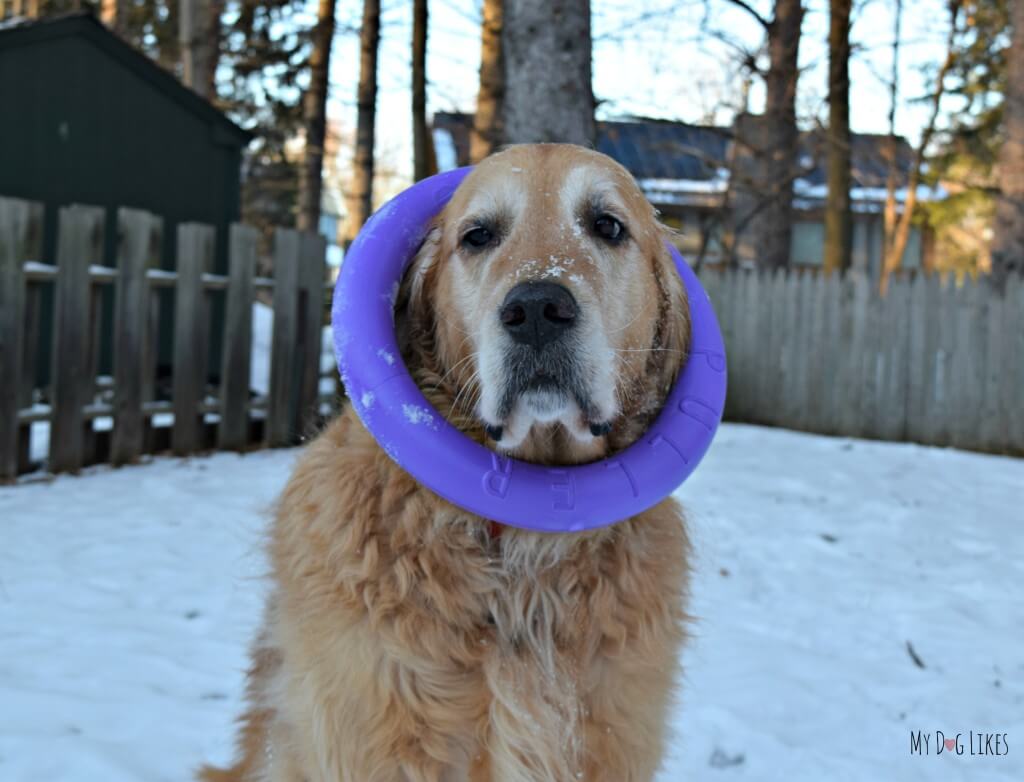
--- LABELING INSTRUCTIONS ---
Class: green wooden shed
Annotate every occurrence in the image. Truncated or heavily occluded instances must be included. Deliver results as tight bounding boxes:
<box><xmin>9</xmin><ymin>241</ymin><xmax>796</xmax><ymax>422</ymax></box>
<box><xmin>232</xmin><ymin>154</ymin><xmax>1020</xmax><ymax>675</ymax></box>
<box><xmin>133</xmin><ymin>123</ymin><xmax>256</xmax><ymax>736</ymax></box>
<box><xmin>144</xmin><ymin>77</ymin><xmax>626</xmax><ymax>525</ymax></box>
<box><xmin>0</xmin><ymin>11</ymin><xmax>251</xmax><ymax>380</ymax></box>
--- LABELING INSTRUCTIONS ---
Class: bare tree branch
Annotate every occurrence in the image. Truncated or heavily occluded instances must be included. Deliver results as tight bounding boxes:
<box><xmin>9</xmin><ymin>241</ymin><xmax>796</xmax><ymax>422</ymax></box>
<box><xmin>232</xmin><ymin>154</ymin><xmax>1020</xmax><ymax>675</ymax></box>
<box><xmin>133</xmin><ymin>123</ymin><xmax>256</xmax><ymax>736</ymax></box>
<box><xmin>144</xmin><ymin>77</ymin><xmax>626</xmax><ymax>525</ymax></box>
<box><xmin>719</xmin><ymin>0</ymin><xmax>771</xmax><ymax>30</ymax></box>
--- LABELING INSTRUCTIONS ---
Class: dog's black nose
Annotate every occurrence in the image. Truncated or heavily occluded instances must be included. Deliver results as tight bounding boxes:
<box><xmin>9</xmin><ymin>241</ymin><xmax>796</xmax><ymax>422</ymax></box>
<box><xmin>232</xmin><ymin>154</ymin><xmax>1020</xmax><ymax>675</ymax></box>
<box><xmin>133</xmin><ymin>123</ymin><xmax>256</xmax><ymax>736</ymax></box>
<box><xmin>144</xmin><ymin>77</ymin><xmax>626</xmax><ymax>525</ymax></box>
<box><xmin>499</xmin><ymin>282</ymin><xmax>578</xmax><ymax>349</ymax></box>
<box><xmin>497</xmin><ymin>280</ymin><xmax>577</xmax><ymax>348</ymax></box>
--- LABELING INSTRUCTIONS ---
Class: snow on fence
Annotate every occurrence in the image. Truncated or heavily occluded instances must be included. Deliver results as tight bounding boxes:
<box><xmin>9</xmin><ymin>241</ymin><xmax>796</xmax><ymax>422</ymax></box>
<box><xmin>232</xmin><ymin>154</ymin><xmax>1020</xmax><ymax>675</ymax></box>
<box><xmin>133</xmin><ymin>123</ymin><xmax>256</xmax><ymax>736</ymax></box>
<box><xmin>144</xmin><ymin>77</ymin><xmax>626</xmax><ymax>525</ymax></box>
<box><xmin>0</xmin><ymin>195</ymin><xmax>338</xmax><ymax>480</ymax></box>
<box><xmin>699</xmin><ymin>266</ymin><xmax>1024</xmax><ymax>455</ymax></box>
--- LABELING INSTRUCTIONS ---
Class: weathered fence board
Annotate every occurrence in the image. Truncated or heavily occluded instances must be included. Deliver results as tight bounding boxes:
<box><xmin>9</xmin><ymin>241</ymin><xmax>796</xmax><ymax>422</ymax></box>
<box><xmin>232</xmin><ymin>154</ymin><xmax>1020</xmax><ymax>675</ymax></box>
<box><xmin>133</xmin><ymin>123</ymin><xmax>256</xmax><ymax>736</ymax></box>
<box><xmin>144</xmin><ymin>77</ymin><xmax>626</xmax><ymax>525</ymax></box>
<box><xmin>862</xmin><ymin>280</ymin><xmax>885</xmax><ymax>440</ymax></box>
<box><xmin>817</xmin><ymin>273</ymin><xmax>840</xmax><ymax>434</ymax></box>
<box><xmin>171</xmin><ymin>222</ymin><xmax>213</xmax><ymax>457</ymax></box>
<box><xmin>921</xmin><ymin>273</ymin><xmax>945</xmax><ymax>445</ymax></box>
<box><xmin>765</xmin><ymin>268</ymin><xmax>786</xmax><ymax>427</ymax></box>
<box><xmin>1008</xmin><ymin>275</ymin><xmax>1024</xmax><ymax>450</ymax></box>
<box><xmin>904</xmin><ymin>274</ymin><xmax>929</xmax><ymax>443</ymax></box>
<box><xmin>297</xmin><ymin>232</ymin><xmax>328</xmax><ymax>436</ymax></box>
<box><xmin>793</xmin><ymin>271</ymin><xmax>814</xmax><ymax>431</ymax></box>
<box><xmin>0</xmin><ymin>198</ymin><xmax>40</xmax><ymax>480</ymax></box>
<box><xmin>81</xmin><ymin>277</ymin><xmax>106</xmax><ymax>463</ymax></box>
<box><xmin>746</xmin><ymin>270</ymin><xmax>764</xmax><ymax>422</ymax></box>
<box><xmin>267</xmin><ymin>229</ymin><xmax>302</xmax><ymax>448</ymax></box>
<box><xmin>934</xmin><ymin>278</ymin><xmax>959</xmax><ymax>446</ymax></box>
<box><xmin>112</xmin><ymin>209</ymin><xmax>163</xmax><ymax>464</ymax></box>
<box><xmin>17</xmin><ymin>266</ymin><xmax>43</xmax><ymax>471</ymax></box>
<box><xmin>805</xmin><ymin>273</ymin><xmax>828</xmax><ymax>431</ymax></box>
<box><xmin>49</xmin><ymin>205</ymin><xmax>105</xmax><ymax>473</ymax></box>
<box><xmin>698</xmin><ymin>267</ymin><xmax>1024</xmax><ymax>455</ymax></box>
<box><xmin>980</xmin><ymin>286</ymin><xmax>1004</xmax><ymax>452</ymax></box>
<box><xmin>218</xmin><ymin>224</ymin><xmax>258</xmax><ymax>451</ymax></box>
<box><xmin>885</xmin><ymin>278</ymin><xmax>911</xmax><ymax>442</ymax></box>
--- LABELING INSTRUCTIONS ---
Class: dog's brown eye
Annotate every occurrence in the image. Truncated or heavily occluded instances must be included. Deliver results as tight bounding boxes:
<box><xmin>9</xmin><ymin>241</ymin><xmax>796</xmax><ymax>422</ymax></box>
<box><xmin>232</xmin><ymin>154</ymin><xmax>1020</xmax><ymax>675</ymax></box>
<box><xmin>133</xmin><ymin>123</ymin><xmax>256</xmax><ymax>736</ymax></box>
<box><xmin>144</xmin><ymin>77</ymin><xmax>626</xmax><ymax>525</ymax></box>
<box><xmin>462</xmin><ymin>227</ymin><xmax>494</xmax><ymax>249</ymax></box>
<box><xmin>594</xmin><ymin>215</ymin><xmax>624</xmax><ymax>242</ymax></box>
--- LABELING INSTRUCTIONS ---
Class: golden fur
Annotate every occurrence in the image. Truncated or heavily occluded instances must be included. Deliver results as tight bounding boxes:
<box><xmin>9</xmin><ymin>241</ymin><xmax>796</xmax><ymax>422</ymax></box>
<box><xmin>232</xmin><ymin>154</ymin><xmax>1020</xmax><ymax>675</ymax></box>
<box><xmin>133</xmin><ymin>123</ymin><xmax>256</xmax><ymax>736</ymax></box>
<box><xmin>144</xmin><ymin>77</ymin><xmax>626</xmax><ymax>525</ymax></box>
<box><xmin>200</xmin><ymin>145</ymin><xmax>693</xmax><ymax>782</ymax></box>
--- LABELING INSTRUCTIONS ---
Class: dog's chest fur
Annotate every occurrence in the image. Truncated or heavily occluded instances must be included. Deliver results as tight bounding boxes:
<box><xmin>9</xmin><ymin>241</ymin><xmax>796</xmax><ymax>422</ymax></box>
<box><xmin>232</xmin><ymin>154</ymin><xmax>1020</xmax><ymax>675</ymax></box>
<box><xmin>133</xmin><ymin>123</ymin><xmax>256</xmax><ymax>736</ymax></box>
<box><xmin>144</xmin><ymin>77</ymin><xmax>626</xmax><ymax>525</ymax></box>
<box><xmin>262</xmin><ymin>410</ymin><xmax>689</xmax><ymax>779</ymax></box>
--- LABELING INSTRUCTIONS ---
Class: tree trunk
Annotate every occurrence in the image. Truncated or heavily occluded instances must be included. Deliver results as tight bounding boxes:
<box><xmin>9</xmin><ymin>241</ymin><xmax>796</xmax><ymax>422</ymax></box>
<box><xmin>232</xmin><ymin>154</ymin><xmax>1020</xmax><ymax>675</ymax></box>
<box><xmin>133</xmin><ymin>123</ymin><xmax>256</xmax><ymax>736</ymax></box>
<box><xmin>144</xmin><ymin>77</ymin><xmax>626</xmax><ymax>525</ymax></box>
<box><xmin>824</xmin><ymin>0</ymin><xmax>852</xmax><ymax>274</ymax></box>
<box><xmin>502</xmin><ymin>0</ymin><xmax>595</xmax><ymax>146</ymax></box>
<box><xmin>471</xmin><ymin>0</ymin><xmax>505</xmax><ymax>162</ymax></box>
<box><xmin>346</xmin><ymin>0</ymin><xmax>381</xmax><ymax>241</ymax></box>
<box><xmin>879</xmin><ymin>1</ymin><xmax>959</xmax><ymax>296</ymax></box>
<box><xmin>179</xmin><ymin>0</ymin><xmax>222</xmax><ymax>99</ymax></box>
<box><xmin>990</xmin><ymin>0</ymin><xmax>1024</xmax><ymax>289</ymax></box>
<box><xmin>757</xmin><ymin>0</ymin><xmax>804</xmax><ymax>270</ymax></box>
<box><xmin>9</xmin><ymin>0</ymin><xmax>39</xmax><ymax>19</ymax></box>
<box><xmin>296</xmin><ymin>0</ymin><xmax>337</xmax><ymax>233</ymax></box>
<box><xmin>412</xmin><ymin>0</ymin><xmax>436</xmax><ymax>181</ymax></box>
<box><xmin>100</xmin><ymin>0</ymin><xmax>120</xmax><ymax>30</ymax></box>
<box><xmin>882</xmin><ymin>0</ymin><xmax>902</xmax><ymax>281</ymax></box>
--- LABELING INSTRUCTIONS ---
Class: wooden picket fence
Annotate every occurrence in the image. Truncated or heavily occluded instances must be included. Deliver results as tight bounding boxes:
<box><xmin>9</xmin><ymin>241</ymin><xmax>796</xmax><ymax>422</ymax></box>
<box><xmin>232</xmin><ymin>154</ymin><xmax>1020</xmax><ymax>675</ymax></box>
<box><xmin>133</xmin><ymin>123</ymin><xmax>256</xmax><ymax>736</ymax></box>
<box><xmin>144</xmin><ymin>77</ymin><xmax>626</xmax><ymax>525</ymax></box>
<box><xmin>0</xmin><ymin>195</ymin><xmax>338</xmax><ymax>481</ymax></box>
<box><xmin>699</xmin><ymin>266</ymin><xmax>1024</xmax><ymax>455</ymax></box>
<box><xmin>4</xmin><ymin>193</ymin><xmax>1022</xmax><ymax>482</ymax></box>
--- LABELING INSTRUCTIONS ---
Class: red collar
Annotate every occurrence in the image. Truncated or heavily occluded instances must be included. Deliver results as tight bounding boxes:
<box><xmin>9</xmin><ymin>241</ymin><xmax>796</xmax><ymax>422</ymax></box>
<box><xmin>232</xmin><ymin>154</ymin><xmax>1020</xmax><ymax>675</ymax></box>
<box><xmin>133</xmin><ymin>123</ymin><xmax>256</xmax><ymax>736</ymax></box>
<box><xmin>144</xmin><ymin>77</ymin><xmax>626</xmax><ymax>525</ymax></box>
<box><xmin>488</xmin><ymin>520</ymin><xmax>504</xmax><ymax>539</ymax></box>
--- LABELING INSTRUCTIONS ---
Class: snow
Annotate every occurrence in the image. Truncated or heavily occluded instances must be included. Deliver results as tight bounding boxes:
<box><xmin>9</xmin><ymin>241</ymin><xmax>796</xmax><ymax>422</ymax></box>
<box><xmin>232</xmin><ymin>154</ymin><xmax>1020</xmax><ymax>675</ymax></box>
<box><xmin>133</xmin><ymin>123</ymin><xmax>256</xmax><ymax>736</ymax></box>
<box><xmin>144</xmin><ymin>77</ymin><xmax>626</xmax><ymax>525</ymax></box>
<box><xmin>250</xmin><ymin>301</ymin><xmax>274</xmax><ymax>395</ymax></box>
<box><xmin>542</xmin><ymin>264</ymin><xmax>567</xmax><ymax>279</ymax></box>
<box><xmin>1</xmin><ymin>425</ymin><xmax>1021</xmax><ymax>781</ymax></box>
<box><xmin>250</xmin><ymin>301</ymin><xmax>336</xmax><ymax>396</ymax></box>
<box><xmin>639</xmin><ymin>176</ymin><xmax>730</xmax><ymax>195</ymax></box>
<box><xmin>638</xmin><ymin>176</ymin><xmax>947</xmax><ymax>209</ymax></box>
<box><xmin>0</xmin><ymin>450</ymin><xmax>294</xmax><ymax>782</ymax></box>
<box><xmin>401</xmin><ymin>404</ymin><xmax>436</xmax><ymax>428</ymax></box>
<box><xmin>22</xmin><ymin>260</ymin><xmax>55</xmax><ymax>275</ymax></box>
<box><xmin>432</xmin><ymin>128</ymin><xmax>458</xmax><ymax>173</ymax></box>
<box><xmin>793</xmin><ymin>179</ymin><xmax>948</xmax><ymax>204</ymax></box>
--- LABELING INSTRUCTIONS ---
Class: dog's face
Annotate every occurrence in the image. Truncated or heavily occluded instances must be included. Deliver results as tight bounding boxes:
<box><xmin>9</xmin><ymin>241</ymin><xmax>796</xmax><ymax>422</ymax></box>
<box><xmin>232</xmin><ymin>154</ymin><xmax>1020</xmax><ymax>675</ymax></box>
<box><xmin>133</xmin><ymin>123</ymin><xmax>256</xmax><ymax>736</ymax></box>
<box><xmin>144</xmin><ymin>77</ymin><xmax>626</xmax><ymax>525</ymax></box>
<box><xmin>401</xmin><ymin>144</ymin><xmax>690</xmax><ymax>463</ymax></box>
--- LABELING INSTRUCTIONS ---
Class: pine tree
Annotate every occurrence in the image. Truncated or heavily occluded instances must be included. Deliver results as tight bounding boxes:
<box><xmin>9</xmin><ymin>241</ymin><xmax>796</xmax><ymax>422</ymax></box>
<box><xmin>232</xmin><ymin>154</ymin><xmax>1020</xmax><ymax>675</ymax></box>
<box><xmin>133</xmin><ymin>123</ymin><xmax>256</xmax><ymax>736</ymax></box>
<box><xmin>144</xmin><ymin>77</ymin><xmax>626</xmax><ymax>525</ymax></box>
<box><xmin>219</xmin><ymin>0</ymin><xmax>312</xmax><ymax>245</ymax></box>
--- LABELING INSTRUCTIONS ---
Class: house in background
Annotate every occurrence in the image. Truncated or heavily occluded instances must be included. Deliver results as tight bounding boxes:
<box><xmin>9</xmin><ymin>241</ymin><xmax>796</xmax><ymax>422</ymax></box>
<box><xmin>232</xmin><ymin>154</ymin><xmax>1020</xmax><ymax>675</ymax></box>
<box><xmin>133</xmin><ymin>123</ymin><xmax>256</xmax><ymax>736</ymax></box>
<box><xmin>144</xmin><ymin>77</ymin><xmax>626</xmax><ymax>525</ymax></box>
<box><xmin>431</xmin><ymin>112</ymin><xmax>938</xmax><ymax>276</ymax></box>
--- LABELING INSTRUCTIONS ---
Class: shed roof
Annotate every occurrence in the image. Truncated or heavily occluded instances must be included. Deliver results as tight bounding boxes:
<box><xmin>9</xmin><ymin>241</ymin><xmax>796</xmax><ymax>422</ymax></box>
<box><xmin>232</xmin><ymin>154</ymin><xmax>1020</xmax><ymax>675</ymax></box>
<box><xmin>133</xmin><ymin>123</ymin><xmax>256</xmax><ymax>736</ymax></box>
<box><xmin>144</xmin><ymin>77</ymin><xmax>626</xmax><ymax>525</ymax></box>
<box><xmin>0</xmin><ymin>12</ymin><xmax>251</xmax><ymax>146</ymax></box>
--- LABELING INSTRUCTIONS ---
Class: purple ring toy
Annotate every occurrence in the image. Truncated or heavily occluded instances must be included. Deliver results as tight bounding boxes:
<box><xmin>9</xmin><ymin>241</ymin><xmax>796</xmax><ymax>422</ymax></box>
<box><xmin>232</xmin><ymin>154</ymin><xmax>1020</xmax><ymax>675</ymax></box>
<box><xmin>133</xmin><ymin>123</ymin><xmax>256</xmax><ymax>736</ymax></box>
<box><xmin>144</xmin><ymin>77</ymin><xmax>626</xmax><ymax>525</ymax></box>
<box><xmin>332</xmin><ymin>167</ymin><xmax>727</xmax><ymax>533</ymax></box>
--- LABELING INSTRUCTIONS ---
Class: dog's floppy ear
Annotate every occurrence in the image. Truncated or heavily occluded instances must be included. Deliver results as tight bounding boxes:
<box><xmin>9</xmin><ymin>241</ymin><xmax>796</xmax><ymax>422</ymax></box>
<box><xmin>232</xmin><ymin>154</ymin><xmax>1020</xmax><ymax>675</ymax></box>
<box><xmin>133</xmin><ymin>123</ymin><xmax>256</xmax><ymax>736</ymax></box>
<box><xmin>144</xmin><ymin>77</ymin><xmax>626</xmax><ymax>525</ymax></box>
<box><xmin>648</xmin><ymin>231</ymin><xmax>691</xmax><ymax>399</ymax></box>
<box><xmin>395</xmin><ymin>224</ymin><xmax>443</xmax><ymax>357</ymax></box>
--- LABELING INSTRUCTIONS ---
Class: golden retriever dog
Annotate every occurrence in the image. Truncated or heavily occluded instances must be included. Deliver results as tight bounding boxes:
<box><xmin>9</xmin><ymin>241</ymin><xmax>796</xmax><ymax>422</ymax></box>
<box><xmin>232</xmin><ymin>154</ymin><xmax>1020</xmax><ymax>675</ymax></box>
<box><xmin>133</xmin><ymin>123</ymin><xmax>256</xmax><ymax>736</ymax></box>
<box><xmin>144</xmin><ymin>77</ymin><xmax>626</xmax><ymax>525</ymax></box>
<box><xmin>200</xmin><ymin>144</ymin><xmax>692</xmax><ymax>782</ymax></box>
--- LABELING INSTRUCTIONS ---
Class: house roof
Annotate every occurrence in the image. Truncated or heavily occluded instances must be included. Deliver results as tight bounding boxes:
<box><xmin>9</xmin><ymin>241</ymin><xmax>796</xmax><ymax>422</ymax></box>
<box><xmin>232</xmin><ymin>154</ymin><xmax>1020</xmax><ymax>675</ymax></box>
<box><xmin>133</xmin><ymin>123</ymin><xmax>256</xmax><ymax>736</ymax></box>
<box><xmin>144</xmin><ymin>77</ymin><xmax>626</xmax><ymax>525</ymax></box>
<box><xmin>431</xmin><ymin>112</ymin><xmax>927</xmax><ymax>208</ymax></box>
<box><xmin>431</xmin><ymin>112</ymin><xmax>728</xmax><ymax>183</ymax></box>
<box><xmin>0</xmin><ymin>12</ymin><xmax>251</xmax><ymax>146</ymax></box>
<box><xmin>798</xmin><ymin>129</ymin><xmax>916</xmax><ymax>190</ymax></box>
<box><xmin>596</xmin><ymin>119</ymin><xmax>729</xmax><ymax>181</ymax></box>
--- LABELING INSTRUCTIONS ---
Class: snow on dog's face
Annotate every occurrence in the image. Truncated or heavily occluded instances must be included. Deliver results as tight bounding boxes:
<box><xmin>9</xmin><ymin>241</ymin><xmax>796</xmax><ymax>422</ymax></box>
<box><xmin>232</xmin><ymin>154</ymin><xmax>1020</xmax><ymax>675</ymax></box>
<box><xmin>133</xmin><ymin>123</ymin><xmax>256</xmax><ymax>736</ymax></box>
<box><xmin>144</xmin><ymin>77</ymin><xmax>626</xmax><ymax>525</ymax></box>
<box><xmin>400</xmin><ymin>144</ymin><xmax>690</xmax><ymax>463</ymax></box>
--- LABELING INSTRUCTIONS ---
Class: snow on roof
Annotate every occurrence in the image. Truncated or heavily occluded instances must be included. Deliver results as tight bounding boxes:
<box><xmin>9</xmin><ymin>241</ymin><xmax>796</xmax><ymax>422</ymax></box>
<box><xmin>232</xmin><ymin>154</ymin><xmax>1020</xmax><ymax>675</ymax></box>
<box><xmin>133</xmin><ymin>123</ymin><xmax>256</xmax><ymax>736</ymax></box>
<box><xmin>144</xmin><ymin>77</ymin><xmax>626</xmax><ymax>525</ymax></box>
<box><xmin>638</xmin><ymin>176</ymin><xmax>943</xmax><ymax>209</ymax></box>
<box><xmin>793</xmin><ymin>179</ymin><xmax>947</xmax><ymax>208</ymax></box>
<box><xmin>638</xmin><ymin>176</ymin><xmax>729</xmax><ymax>207</ymax></box>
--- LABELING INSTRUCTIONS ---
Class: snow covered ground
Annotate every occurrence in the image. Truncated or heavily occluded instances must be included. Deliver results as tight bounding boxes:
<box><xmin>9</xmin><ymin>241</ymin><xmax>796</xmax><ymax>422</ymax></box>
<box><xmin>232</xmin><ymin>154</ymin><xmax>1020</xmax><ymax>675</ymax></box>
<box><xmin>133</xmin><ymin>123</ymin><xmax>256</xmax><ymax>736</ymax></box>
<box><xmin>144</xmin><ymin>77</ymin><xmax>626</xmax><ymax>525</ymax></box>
<box><xmin>1</xmin><ymin>424</ymin><xmax>1021</xmax><ymax>781</ymax></box>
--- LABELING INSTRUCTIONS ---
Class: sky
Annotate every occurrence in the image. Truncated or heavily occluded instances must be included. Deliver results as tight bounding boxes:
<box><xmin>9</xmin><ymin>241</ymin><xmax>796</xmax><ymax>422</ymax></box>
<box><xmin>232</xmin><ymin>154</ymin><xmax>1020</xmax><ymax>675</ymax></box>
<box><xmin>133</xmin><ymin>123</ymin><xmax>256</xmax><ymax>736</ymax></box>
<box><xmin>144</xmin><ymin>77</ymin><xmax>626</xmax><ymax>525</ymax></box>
<box><xmin>316</xmin><ymin>0</ymin><xmax>959</xmax><ymax>197</ymax></box>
